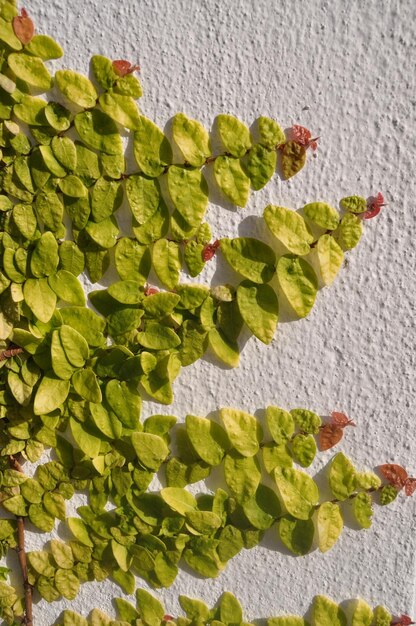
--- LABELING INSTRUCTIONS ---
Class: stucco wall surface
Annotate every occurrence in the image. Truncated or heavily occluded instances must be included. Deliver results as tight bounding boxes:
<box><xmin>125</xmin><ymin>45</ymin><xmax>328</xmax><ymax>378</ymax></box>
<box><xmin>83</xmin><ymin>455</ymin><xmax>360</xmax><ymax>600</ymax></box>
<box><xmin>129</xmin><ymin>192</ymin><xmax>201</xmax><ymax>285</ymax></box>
<box><xmin>6</xmin><ymin>0</ymin><xmax>416</xmax><ymax>623</ymax></box>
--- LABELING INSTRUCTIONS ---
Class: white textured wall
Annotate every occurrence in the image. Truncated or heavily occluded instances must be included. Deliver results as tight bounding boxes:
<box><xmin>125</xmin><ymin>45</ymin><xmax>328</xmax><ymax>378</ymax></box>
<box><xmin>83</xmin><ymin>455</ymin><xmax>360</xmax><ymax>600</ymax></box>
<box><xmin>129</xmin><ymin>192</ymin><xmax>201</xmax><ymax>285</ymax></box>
<box><xmin>12</xmin><ymin>0</ymin><xmax>416</xmax><ymax>623</ymax></box>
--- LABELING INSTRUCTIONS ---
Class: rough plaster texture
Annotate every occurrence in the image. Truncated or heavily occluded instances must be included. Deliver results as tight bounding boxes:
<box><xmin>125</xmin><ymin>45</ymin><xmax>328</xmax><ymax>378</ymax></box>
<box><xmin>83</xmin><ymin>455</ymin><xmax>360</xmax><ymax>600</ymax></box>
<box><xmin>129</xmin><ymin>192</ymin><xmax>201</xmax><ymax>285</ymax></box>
<box><xmin>5</xmin><ymin>0</ymin><xmax>416</xmax><ymax>623</ymax></box>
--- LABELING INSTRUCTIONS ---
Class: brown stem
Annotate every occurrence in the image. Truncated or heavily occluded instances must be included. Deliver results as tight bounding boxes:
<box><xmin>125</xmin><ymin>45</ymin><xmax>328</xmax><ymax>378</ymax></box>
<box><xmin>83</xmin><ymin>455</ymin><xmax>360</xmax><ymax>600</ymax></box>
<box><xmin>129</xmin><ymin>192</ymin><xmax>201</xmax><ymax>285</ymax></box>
<box><xmin>8</xmin><ymin>456</ymin><xmax>33</xmax><ymax>626</ymax></box>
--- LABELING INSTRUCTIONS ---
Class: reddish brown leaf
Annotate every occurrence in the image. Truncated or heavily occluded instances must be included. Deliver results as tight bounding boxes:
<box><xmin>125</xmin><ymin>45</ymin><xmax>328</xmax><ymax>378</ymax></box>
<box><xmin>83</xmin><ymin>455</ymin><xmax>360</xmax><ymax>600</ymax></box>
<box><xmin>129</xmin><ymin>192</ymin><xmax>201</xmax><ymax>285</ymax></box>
<box><xmin>112</xmin><ymin>60</ymin><xmax>140</xmax><ymax>77</ymax></box>
<box><xmin>288</xmin><ymin>125</ymin><xmax>319</xmax><ymax>151</ymax></box>
<box><xmin>391</xmin><ymin>615</ymin><xmax>415</xmax><ymax>626</ymax></box>
<box><xmin>404</xmin><ymin>478</ymin><xmax>416</xmax><ymax>497</ymax></box>
<box><xmin>319</xmin><ymin>424</ymin><xmax>343</xmax><ymax>451</ymax></box>
<box><xmin>330</xmin><ymin>411</ymin><xmax>355</xmax><ymax>427</ymax></box>
<box><xmin>144</xmin><ymin>286</ymin><xmax>159</xmax><ymax>296</ymax></box>
<box><xmin>13</xmin><ymin>9</ymin><xmax>35</xmax><ymax>44</ymax></box>
<box><xmin>362</xmin><ymin>192</ymin><xmax>385</xmax><ymax>220</ymax></box>
<box><xmin>380</xmin><ymin>464</ymin><xmax>408</xmax><ymax>489</ymax></box>
<box><xmin>163</xmin><ymin>616</ymin><xmax>174</xmax><ymax>622</ymax></box>
<box><xmin>202</xmin><ymin>239</ymin><xmax>220</xmax><ymax>262</ymax></box>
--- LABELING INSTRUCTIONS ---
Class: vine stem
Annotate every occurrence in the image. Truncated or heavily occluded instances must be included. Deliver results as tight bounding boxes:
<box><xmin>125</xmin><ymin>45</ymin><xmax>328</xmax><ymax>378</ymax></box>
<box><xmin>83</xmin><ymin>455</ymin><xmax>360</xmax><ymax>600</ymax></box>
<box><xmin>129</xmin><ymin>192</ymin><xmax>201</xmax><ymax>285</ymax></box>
<box><xmin>8</xmin><ymin>456</ymin><xmax>33</xmax><ymax>626</ymax></box>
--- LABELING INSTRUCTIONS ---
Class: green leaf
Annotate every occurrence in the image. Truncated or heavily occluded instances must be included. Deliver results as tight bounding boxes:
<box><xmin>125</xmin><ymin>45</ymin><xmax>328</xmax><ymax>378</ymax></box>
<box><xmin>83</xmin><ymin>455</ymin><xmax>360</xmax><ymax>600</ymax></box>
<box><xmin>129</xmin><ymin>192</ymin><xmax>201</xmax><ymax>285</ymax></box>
<box><xmin>43</xmin><ymin>492</ymin><xmax>66</xmax><ymax>521</ymax></box>
<box><xmin>312</xmin><ymin>596</ymin><xmax>347</xmax><ymax>626</ymax></box>
<box><xmin>7</xmin><ymin>370</ymin><xmax>32</xmax><ymax>406</ymax></box>
<box><xmin>63</xmin><ymin>611</ymin><xmax>89</xmax><ymax>626</ymax></box>
<box><xmin>72</xmin><ymin>369</ymin><xmax>102</xmax><ymax>403</ymax></box>
<box><xmin>11</xmin><ymin>203</ymin><xmax>37</xmax><ymax>239</ymax></box>
<box><xmin>216</xmin><ymin>114</ymin><xmax>252</xmax><ymax>157</ymax></box>
<box><xmin>45</xmin><ymin>102</ymin><xmax>71</xmax><ymax>132</ymax></box>
<box><xmin>69</xmin><ymin>417</ymin><xmax>102</xmax><ymax>457</ymax></box>
<box><xmin>25</xmin><ymin>34</ymin><xmax>63</xmax><ymax>59</ymax></box>
<box><xmin>372</xmin><ymin>606</ymin><xmax>392</xmax><ymax>626</ymax></box>
<box><xmin>111</xmin><ymin>539</ymin><xmax>131</xmax><ymax>571</ymax></box>
<box><xmin>75</xmin><ymin>109</ymin><xmax>123</xmax><ymax>155</ymax></box>
<box><xmin>264</xmin><ymin>205</ymin><xmax>313</xmax><ymax>255</ymax></box>
<box><xmin>114</xmin><ymin>237</ymin><xmax>151</xmax><ymax>283</ymax></box>
<box><xmin>161</xmin><ymin>487</ymin><xmax>197</xmax><ymax>515</ymax></box>
<box><xmin>172</xmin><ymin>112</ymin><xmax>211</xmax><ymax>166</ymax></box>
<box><xmin>278</xmin><ymin>515</ymin><xmax>314</xmax><ymax>556</ymax></box>
<box><xmin>133</xmin><ymin>200</ymin><xmax>170</xmax><ymax>244</ymax></box>
<box><xmin>91</xmin><ymin>177</ymin><xmax>122</xmax><ymax>222</ymax></box>
<box><xmin>2</xmin><ymin>495</ymin><xmax>27</xmax><ymax>516</ymax></box>
<box><xmin>51</xmin><ymin>539</ymin><xmax>73</xmax><ymax>570</ymax></box>
<box><xmin>138</xmin><ymin>322</ymin><xmax>180</xmax><ymax>350</ymax></box>
<box><xmin>143</xmin><ymin>291</ymin><xmax>180</xmax><ymax>317</ymax></box>
<box><xmin>167</xmin><ymin>165</ymin><xmax>209</xmax><ymax>228</ymax></box>
<box><xmin>208</xmin><ymin>328</ymin><xmax>240</xmax><ymax>368</ymax></box>
<box><xmin>303</xmin><ymin>202</ymin><xmax>340</xmax><ymax>230</ymax></box>
<box><xmin>214</xmin><ymin>156</ymin><xmax>250</xmax><ymax>207</ymax></box>
<box><xmin>85</xmin><ymin>216</ymin><xmax>119</xmax><ymax>249</ymax></box>
<box><xmin>290</xmin><ymin>409</ymin><xmax>321</xmax><ymax>434</ymax></box>
<box><xmin>51</xmin><ymin>135</ymin><xmax>77</xmax><ymax>171</ymax></box>
<box><xmin>89</xmin><ymin>402</ymin><xmax>122</xmax><ymax>440</ymax></box>
<box><xmin>23</xmin><ymin>278</ymin><xmax>57</xmax><ymax>323</ymax></box>
<box><xmin>266</xmin><ymin>406</ymin><xmax>295</xmax><ymax>444</ymax></box>
<box><xmin>105</xmin><ymin>380</ymin><xmax>141</xmax><ymax>429</ymax></box>
<box><xmin>59</xmin><ymin>175</ymin><xmax>87</xmax><ymax>198</ymax></box>
<box><xmin>328</xmin><ymin>452</ymin><xmax>356</xmax><ymax>500</ymax></box>
<box><xmin>132</xmin><ymin>432</ymin><xmax>169</xmax><ymax>470</ymax></box>
<box><xmin>276</xmin><ymin>255</ymin><xmax>318</xmax><ymax>318</ymax></box>
<box><xmin>67</xmin><ymin>518</ymin><xmax>93</xmax><ymax>547</ymax></box>
<box><xmin>333</xmin><ymin>213</ymin><xmax>363</xmax><ymax>250</ymax></box>
<box><xmin>48</xmin><ymin>270</ymin><xmax>86</xmax><ymax>306</ymax></box>
<box><xmin>179</xmin><ymin>596</ymin><xmax>209</xmax><ymax>621</ymax></box>
<box><xmin>291</xmin><ymin>434</ymin><xmax>316</xmax><ymax>467</ymax></box>
<box><xmin>352</xmin><ymin>492</ymin><xmax>373</xmax><ymax>529</ymax></box>
<box><xmin>126</xmin><ymin>175</ymin><xmax>159</xmax><ymax>224</ymax></box>
<box><xmin>257</xmin><ymin>116</ymin><xmax>286</xmax><ymax>148</ymax></box>
<box><xmin>237</xmin><ymin>280</ymin><xmax>278</xmax><ymax>344</ymax></box>
<box><xmin>55</xmin><ymin>70</ymin><xmax>98</xmax><ymax>108</ymax></box>
<box><xmin>99</xmin><ymin>92</ymin><xmax>140</xmax><ymax>129</ymax></box>
<box><xmin>351</xmin><ymin>599</ymin><xmax>373</xmax><ymax>626</ymax></box>
<box><xmin>220</xmin><ymin>237</ymin><xmax>276</xmax><ymax>283</ymax></box>
<box><xmin>8</xmin><ymin>53</ymin><xmax>52</xmax><ymax>90</ymax></box>
<box><xmin>268</xmin><ymin>617</ymin><xmax>308</xmax><ymax>626</ymax></box>
<box><xmin>60</xmin><ymin>307</ymin><xmax>105</xmax><ymax>347</ymax></box>
<box><xmin>133</xmin><ymin>116</ymin><xmax>172</xmax><ymax>177</ymax></box>
<box><xmin>136</xmin><ymin>589</ymin><xmax>165</xmax><ymax>626</ymax></box>
<box><xmin>186</xmin><ymin>510</ymin><xmax>222</xmax><ymax>534</ymax></box>
<box><xmin>242</xmin><ymin>143</ymin><xmax>277</xmax><ymax>190</ymax></box>
<box><xmin>114</xmin><ymin>598</ymin><xmax>140</xmax><ymax>622</ymax></box>
<box><xmin>30</xmin><ymin>232</ymin><xmax>59</xmax><ymax>278</ymax></box>
<box><xmin>33</xmin><ymin>375</ymin><xmax>69</xmax><ymax>415</ymax></box>
<box><xmin>316</xmin><ymin>235</ymin><xmax>344</xmax><ymax>286</ymax></box>
<box><xmin>224</xmin><ymin>452</ymin><xmax>261</xmax><ymax>504</ymax></box>
<box><xmin>281</xmin><ymin>141</ymin><xmax>306</xmax><ymax>179</ymax></box>
<box><xmin>243</xmin><ymin>484</ymin><xmax>281</xmax><ymax>530</ymax></box>
<box><xmin>59</xmin><ymin>325</ymin><xmax>89</xmax><ymax>367</ymax></box>
<box><xmin>316</xmin><ymin>502</ymin><xmax>343</xmax><ymax>552</ymax></box>
<box><xmin>220</xmin><ymin>407</ymin><xmax>261</xmax><ymax>457</ymax></box>
<box><xmin>35</xmin><ymin>190</ymin><xmax>64</xmax><ymax>231</ymax></box>
<box><xmin>274</xmin><ymin>467</ymin><xmax>319</xmax><ymax>520</ymax></box>
<box><xmin>185</xmin><ymin>414</ymin><xmax>229</xmax><ymax>466</ymax></box>
<box><xmin>152</xmin><ymin>239</ymin><xmax>182</xmax><ymax>289</ymax></box>
<box><xmin>91</xmin><ymin>55</ymin><xmax>117</xmax><ymax>89</ymax></box>
<box><xmin>55</xmin><ymin>568</ymin><xmax>80</xmax><ymax>600</ymax></box>
<box><xmin>340</xmin><ymin>195</ymin><xmax>367</xmax><ymax>214</ymax></box>
<box><xmin>13</xmin><ymin>95</ymin><xmax>47</xmax><ymax>125</ymax></box>
<box><xmin>263</xmin><ymin>442</ymin><xmax>293</xmax><ymax>473</ymax></box>
<box><xmin>219</xmin><ymin>592</ymin><xmax>243</xmax><ymax>625</ymax></box>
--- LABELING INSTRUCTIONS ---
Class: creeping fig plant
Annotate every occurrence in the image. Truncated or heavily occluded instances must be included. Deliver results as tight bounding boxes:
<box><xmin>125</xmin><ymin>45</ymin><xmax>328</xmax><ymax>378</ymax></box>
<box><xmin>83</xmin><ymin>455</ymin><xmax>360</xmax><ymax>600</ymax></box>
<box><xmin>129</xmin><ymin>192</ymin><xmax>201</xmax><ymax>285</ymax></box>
<box><xmin>0</xmin><ymin>1</ymin><xmax>406</xmax><ymax>625</ymax></box>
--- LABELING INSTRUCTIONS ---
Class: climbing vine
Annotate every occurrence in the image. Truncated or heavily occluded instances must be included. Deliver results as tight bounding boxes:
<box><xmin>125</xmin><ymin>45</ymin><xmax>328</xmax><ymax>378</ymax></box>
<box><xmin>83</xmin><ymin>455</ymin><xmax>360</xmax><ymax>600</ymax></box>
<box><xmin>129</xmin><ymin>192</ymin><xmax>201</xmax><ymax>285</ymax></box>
<box><xmin>0</xmin><ymin>1</ymin><xmax>410</xmax><ymax>626</ymax></box>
